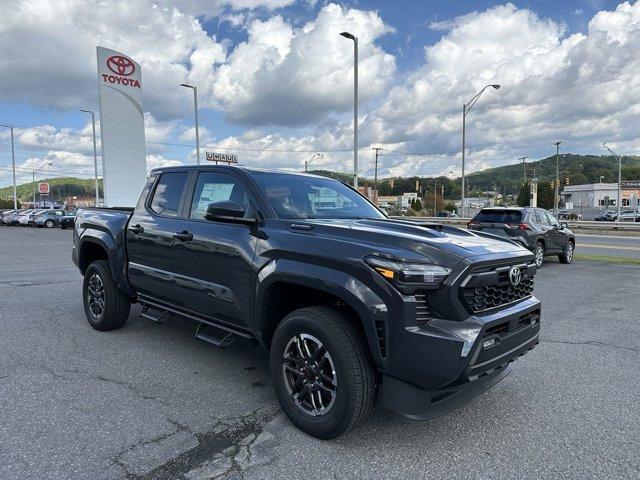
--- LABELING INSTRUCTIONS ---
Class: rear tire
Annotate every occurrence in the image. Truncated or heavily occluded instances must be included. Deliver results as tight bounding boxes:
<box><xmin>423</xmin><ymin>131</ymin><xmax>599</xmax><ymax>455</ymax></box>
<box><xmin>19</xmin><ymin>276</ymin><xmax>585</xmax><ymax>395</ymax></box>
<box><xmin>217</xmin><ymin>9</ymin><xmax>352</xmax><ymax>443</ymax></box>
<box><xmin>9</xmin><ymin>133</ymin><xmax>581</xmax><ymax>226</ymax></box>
<box><xmin>269</xmin><ymin>306</ymin><xmax>377</xmax><ymax>439</ymax></box>
<box><xmin>45</xmin><ymin>219</ymin><xmax>54</xmax><ymax>228</ymax></box>
<box><xmin>82</xmin><ymin>260</ymin><xmax>130</xmax><ymax>331</ymax></box>
<box><xmin>534</xmin><ymin>242</ymin><xmax>544</xmax><ymax>268</ymax></box>
<box><xmin>559</xmin><ymin>241</ymin><xmax>574</xmax><ymax>264</ymax></box>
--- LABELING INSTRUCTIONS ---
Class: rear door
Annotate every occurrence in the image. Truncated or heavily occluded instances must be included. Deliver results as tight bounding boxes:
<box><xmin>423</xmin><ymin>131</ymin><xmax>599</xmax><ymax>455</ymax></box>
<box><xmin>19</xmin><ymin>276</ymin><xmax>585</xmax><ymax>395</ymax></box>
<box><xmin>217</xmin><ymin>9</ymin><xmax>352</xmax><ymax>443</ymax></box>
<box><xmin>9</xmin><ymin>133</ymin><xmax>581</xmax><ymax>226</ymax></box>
<box><xmin>542</xmin><ymin>210</ymin><xmax>564</xmax><ymax>252</ymax></box>
<box><xmin>126</xmin><ymin>171</ymin><xmax>189</xmax><ymax>303</ymax></box>
<box><xmin>171</xmin><ymin>169</ymin><xmax>259</xmax><ymax>329</ymax></box>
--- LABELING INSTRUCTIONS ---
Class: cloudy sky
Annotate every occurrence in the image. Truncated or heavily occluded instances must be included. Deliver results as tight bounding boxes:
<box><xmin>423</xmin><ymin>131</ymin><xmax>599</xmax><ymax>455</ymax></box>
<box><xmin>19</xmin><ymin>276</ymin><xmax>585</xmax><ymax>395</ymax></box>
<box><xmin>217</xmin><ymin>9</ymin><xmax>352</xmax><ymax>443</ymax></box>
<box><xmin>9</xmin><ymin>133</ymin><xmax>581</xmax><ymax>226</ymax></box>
<box><xmin>1</xmin><ymin>0</ymin><xmax>639</xmax><ymax>187</ymax></box>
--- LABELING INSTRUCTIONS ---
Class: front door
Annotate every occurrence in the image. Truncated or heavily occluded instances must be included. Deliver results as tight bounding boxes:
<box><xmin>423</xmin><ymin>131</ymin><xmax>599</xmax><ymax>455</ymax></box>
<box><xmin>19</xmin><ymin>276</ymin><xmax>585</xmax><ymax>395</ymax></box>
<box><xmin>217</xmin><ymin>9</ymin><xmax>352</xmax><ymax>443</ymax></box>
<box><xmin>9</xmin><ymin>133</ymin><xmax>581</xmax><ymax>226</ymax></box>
<box><xmin>171</xmin><ymin>170</ymin><xmax>258</xmax><ymax>329</ymax></box>
<box><xmin>126</xmin><ymin>171</ymin><xmax>189</xmax><ymax>303</ymax></box>
<box><xmin>544</xmin><ymin>211</ymin><xmax>564</xmax><ymax>252</ymax></box>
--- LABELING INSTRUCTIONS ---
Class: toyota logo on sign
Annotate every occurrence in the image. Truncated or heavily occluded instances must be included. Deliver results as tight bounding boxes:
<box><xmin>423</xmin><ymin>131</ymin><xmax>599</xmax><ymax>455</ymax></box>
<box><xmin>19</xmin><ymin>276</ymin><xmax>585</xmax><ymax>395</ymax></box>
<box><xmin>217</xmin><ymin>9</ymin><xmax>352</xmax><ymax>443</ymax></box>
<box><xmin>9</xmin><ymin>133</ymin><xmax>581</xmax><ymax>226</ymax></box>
<box><xmin>107</xmin><ymin>55</ymin><xmax>135</xmax><ymax>76</ymax></box>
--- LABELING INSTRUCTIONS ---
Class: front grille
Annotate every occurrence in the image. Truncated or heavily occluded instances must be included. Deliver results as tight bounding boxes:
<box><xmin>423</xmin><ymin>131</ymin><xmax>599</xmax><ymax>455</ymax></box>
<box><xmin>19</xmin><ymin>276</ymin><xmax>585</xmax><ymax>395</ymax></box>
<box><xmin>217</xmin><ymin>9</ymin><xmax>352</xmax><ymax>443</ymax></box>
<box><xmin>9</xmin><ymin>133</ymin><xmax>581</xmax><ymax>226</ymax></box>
<box><xmin>462</xmin><ymin>264</ymin><xmax>534</xmax><ymax>313</ymax></box>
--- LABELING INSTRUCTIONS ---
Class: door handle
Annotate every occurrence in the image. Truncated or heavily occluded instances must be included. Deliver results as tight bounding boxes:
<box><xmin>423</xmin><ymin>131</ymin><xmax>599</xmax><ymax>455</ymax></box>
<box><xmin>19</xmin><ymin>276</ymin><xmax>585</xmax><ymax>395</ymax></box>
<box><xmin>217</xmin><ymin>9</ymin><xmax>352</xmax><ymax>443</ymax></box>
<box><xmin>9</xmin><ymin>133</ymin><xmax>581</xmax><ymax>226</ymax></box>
<box><xmin>173</xmin><ymin>231</ymin><xmax>193</xmax><ymax>242</ymax></box>
<box><xmin>128</xmin><ymin>224</ymin><xmax>144</xmax><ymax>234</ymax></box>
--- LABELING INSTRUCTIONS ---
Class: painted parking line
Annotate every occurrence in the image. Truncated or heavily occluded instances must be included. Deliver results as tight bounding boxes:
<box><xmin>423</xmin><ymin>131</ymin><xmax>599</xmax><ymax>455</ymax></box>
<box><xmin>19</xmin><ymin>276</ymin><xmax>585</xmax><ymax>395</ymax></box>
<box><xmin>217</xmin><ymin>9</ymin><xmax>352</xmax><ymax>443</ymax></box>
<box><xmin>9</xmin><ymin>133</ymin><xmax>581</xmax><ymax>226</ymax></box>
<box><xmin>579</xmin><ymin>243</ymin><xmax>640</xmax><ymax>251</ymax></box>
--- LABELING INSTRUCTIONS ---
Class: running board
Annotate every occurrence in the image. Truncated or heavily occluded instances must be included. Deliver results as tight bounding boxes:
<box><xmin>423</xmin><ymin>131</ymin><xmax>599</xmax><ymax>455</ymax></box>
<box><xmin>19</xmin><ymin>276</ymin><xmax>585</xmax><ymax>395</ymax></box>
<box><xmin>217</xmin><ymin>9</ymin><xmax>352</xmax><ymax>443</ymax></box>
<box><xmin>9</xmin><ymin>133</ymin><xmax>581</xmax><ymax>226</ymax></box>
<box><xmin>195</xmin><ymin>322</ymin><xmax>237</xmax><ymax>348</ymax></box>
<box><xmin>139</xmin><ymin>304</ymin><xmax>169</xmax><ymax>324</ymax></box>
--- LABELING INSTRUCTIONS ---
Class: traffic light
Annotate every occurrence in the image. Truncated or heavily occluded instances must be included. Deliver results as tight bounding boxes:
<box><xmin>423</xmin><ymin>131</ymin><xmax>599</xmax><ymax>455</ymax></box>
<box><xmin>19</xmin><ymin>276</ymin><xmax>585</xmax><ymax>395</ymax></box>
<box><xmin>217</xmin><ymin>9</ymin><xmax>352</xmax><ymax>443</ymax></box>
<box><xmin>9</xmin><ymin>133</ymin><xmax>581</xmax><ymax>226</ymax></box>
<box><xmin>550</xmin><ymin>180</ymin><xmax>555</xmax><ymax>189</ymax></box>
<box><xmin>565</xmin><ymin>177</ymin><xmax>570</xmax><ymax>185</ymax></box>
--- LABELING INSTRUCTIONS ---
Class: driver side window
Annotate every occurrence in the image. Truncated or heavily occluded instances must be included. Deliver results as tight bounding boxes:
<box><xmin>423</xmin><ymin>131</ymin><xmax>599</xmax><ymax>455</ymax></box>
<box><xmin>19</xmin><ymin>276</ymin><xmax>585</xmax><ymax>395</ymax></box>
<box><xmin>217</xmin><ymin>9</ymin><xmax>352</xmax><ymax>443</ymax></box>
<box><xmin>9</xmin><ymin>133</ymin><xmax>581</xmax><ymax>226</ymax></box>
<box><xmin>190</xmin><ymin>172</ymin><xmax>251</xmax><ymax>220</ymax></box>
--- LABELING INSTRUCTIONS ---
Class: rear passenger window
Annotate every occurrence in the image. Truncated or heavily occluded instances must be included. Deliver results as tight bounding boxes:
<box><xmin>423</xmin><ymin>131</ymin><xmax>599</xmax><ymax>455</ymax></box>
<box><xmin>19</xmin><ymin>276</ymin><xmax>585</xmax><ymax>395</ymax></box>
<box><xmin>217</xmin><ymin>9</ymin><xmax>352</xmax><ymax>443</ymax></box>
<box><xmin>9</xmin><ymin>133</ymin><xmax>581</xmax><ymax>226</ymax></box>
<box><xmin>149</xmin><ymin>172</ymin><xmax>188</xmax><ymax>217</ymax></box>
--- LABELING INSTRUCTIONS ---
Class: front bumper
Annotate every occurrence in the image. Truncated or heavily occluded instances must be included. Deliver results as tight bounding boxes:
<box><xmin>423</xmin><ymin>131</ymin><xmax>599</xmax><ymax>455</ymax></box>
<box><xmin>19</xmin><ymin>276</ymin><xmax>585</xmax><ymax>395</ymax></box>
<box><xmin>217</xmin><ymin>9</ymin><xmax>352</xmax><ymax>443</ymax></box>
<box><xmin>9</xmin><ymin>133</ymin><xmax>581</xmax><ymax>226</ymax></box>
<box><xmin>381</xmin><ymin>295</ymin><xmax>540</xmax><ymax>420</ymax></box>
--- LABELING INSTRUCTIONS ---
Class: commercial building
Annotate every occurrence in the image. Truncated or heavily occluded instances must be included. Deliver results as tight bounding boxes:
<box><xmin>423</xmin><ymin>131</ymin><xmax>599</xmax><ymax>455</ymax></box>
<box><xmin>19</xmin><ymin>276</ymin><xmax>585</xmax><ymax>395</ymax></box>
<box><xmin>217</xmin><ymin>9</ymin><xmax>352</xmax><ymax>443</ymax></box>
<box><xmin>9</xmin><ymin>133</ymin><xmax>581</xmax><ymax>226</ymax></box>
<box><xmin>561</xmin><ymin>181</ymin><xmax>640</xmax><ymax>209</ymax></box>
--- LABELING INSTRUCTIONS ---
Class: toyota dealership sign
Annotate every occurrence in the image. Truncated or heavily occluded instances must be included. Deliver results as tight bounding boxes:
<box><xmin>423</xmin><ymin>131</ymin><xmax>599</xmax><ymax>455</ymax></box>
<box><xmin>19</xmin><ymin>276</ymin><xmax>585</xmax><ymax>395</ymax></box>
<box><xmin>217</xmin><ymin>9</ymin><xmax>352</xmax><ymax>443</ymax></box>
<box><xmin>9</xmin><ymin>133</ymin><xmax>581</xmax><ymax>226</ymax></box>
<box><xmin>96</xmin><ymin>46</ymin><xmax>147</xmax><ymax>207</ymax></box>
<box><xmin>38</xmin><ymin>183</ymin><xmax>50</xmax><ymax>195</ymax></box>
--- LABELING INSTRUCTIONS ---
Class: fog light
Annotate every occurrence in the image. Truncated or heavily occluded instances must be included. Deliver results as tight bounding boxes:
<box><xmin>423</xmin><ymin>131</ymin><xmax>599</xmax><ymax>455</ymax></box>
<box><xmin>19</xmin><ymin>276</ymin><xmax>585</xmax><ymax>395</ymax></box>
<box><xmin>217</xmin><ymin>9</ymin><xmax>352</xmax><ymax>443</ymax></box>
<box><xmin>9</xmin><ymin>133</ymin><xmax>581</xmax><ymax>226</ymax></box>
<box><xmin>483</xmin><ymin>338</ymin><xmax>498</xmax><ymax>349</ymax></box>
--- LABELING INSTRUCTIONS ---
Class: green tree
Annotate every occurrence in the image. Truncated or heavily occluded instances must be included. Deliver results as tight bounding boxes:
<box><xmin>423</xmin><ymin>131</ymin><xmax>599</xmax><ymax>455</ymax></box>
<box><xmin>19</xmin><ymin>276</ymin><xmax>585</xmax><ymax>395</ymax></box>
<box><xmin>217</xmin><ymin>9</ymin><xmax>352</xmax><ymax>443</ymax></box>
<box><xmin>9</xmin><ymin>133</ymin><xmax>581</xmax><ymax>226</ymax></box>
<box><xmin>537</xmin><ymin>182</ymin><xmax>554</xmax><ymax>210</ymax></box>
<box><xmin>517</xmin><ymin>183</ymin><xmax>530</xmax><ymax>207</ymax></box>
<box><xmin>414</xmin><ymin>198</ymin><xmax>422</xmax><ymax>212</ymax></box>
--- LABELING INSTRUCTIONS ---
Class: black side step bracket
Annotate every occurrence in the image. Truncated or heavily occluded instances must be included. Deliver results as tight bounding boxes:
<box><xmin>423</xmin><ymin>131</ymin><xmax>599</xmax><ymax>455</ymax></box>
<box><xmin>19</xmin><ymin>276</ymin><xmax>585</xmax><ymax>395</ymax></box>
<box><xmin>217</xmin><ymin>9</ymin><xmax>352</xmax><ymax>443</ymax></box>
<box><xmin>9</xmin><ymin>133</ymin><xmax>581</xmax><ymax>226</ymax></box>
<box><xmin>195</xmin><ymin>322</ymin><xmax>237</xmax><ymax>348</ymax></box>
<box><xmin>139</xmin><ymin>304</ymin><xmax>169</xmax><ymax>324</ymax></box>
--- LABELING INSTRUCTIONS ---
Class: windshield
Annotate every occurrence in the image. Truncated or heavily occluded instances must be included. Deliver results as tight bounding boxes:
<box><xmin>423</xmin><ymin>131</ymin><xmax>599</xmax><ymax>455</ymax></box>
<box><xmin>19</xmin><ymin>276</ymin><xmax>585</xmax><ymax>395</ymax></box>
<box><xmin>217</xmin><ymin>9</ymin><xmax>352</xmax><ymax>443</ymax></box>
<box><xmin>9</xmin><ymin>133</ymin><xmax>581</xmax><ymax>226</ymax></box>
<box><xmin>252</xmin><ymin>171</ymin><xmax>385</xmax><ymax>220</ymax></box>
<box><xmin>474</xmin><ymin>210</ymin><xmax>523</xmax><ymax>224</ymax></box>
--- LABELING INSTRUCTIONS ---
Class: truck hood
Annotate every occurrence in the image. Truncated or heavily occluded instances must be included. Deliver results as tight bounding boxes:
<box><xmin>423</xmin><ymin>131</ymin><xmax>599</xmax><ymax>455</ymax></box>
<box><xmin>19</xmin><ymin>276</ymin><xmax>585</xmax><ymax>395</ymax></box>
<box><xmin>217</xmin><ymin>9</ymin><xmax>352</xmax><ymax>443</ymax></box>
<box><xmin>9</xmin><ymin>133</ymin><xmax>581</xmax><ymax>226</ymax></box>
<box><xmin>288</xmin><ymin>217</ymin><xmax>531</xmax><ymax>266</ymax></box>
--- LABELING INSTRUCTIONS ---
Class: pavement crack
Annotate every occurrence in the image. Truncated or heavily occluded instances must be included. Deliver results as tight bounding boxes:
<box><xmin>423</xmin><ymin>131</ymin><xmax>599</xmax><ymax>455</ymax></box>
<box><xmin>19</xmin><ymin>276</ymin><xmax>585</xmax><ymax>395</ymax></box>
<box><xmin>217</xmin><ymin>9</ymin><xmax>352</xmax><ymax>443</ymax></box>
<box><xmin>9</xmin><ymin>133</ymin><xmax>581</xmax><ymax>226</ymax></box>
<box><xmin>129</xmin><ymin>404</ymin><xmax>281</xmax><ymax>480</ymax></box>
<box><xmin>541</xmin><ymin>339</ymin><xmax>638</xmax><ymax>353</ymax></box>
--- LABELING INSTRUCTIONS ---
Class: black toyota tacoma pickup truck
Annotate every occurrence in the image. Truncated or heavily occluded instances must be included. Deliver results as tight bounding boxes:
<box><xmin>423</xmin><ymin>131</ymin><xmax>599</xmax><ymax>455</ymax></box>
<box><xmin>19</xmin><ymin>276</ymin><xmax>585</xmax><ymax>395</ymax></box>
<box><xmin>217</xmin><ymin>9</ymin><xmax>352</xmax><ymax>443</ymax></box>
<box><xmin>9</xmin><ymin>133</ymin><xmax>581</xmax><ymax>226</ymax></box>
<box><xmin>73</xmin><ymin>166</ymin><xmax>540</xmax><ymax>439</ymax></box>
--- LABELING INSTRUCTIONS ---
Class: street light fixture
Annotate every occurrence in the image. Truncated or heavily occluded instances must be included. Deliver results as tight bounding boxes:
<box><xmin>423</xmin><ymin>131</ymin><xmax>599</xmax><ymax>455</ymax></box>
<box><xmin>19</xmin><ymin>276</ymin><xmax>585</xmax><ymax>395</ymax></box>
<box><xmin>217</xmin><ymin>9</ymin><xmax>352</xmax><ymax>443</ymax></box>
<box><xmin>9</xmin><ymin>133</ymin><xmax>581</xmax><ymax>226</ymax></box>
<box><xmin>180</xmin><ymin>83</ymin><xmax>201</xmax><ymax>165</ymax></box>
<box><xmin>32</xmin><ymin>161</ymin><xmax>52</xmax><ymax>207</ymax></box>
<box><xmin>305</xmin><ymin>153</ymin><xmax>324</xmax><ymax>172</ymax></box>
<box><xmin>340</xmin><ymin>31</ymin><xmax>358</xmax><ymax>188</ymax></box>
<box><xmin>461</xmin><ymin>84</ymin><xmax>500</xmax><ymax>217</ymax></box>
<box><xmin>0</xmin><ymin>123</ymin><xmax>17</xmax><ymax>210</ymax></box>
<box><xmin>80</xmin><ymin>109</ymin><xmax>100</xmax><ymax>206</ymax></box>
<box><xmin>603</xmin><ymin>143</ymin><xmax>622</xmax><ymax>223</ymax></box>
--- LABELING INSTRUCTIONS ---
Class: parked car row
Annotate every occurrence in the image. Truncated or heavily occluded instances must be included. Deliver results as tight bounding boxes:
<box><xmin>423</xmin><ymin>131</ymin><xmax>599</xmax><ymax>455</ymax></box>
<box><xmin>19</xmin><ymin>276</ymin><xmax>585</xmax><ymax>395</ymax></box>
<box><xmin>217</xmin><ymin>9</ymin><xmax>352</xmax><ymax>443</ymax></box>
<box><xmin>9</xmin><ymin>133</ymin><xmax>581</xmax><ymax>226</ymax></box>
<box><xmin>0</xmin><ymin>209</ymin><xmax>76</xmax><ymax>229</ymax></box>
<box><xmin>594</xmin><ymin>209</ymin><xmax>640</xmax><ymax>222</ymax></box>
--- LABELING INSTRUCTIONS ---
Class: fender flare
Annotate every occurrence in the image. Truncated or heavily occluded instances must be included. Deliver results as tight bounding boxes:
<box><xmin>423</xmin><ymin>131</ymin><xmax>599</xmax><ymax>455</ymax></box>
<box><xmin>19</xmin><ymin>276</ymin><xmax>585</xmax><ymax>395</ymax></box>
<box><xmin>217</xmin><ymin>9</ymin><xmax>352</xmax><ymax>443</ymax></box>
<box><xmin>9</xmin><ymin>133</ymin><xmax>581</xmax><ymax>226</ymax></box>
<box><xmin>255</xmin><ymin>258</ymin><xmax>389</xmax><ymax>365</ymax></box>
<box><xmin>78</xmin><ymin>231</ymin><xmax>134</xmax><ymax>297</ymax></box>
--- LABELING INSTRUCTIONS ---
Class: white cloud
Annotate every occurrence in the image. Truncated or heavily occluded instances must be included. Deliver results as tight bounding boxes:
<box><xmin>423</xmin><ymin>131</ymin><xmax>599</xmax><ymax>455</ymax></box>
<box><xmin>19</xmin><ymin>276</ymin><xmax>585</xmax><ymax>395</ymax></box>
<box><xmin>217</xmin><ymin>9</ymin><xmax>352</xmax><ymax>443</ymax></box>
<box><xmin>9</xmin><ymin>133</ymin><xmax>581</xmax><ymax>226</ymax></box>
<box><xmin>212</xmin><ymin>3</ymin><xmax>396</xmax><ymax>126</ymax></box>
<box><xmin>0</xmin><ymin>0</ymin><xmax>226</xmax><ymax>120</ymax></box>
<box><xmin>362</xmin><ymin>1</ymin><xmax>640</xmax><ymax>177</ymax></box>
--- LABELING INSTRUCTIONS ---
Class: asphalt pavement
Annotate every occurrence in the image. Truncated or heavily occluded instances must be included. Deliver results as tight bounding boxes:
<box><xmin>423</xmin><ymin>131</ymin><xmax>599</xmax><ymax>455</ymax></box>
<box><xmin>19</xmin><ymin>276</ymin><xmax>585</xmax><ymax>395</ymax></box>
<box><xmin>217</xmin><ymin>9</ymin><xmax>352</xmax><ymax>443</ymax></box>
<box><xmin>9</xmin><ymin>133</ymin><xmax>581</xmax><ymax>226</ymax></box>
<box><xmin>576</xmin><ymin>233</ymin><xmax>640</xmax><ymax>259</ymax></box>
<box><xmin>1</xmin><ymin>226</ymin><xmax>639</xmax><ymax>480</ymax></box>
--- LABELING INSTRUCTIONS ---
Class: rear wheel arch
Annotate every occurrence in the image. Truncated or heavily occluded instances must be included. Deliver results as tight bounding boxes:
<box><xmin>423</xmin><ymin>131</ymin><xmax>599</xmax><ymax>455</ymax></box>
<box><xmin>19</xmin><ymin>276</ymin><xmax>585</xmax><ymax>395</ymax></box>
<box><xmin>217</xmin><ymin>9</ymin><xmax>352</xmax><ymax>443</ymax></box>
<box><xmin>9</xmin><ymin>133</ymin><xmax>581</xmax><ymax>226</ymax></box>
<box><xmin>79</xmin><ymin>239</ymin><xmax>110</xmax><ymax>274</ymax></box>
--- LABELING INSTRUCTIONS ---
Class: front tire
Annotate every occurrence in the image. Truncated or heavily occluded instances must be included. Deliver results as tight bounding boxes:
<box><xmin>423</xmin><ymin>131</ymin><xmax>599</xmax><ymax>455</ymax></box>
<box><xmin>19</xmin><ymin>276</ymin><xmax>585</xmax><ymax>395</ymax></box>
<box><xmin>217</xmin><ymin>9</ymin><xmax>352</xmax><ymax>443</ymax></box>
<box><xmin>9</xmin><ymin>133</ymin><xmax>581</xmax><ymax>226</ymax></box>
<box><xmin>559</xmin><ymin>241</ymin><xmax>574</xmax><ymax>264</ymax></box>
<box><xmin>269</xmin><ymin>306</ymin><xmax>377</xmax><ymax>439</ymax></box>
<box><xmin>82</xmin><ymin>260</ymin><xmax>131</xmax><ymax>331</ymax></box>
<box><xmin>534</xmin><ymin>242</ymin><xmax>544</xmax><ymax>268</ymax></box>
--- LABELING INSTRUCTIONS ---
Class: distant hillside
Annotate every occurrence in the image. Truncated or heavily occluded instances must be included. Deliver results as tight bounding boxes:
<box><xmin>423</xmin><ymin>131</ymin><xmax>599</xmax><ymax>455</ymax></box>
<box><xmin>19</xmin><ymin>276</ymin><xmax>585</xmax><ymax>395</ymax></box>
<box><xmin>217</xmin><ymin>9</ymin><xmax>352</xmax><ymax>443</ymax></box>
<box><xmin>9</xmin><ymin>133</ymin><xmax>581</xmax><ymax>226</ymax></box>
<box><xmin>1</xmin><ymin>154</ymin><xmax>638</xmax><ymax>203</ymax></box>
<box><xmin>0</xmin><ymin>177</ymin><xmax>103</xmax><ymax>202</ymax></box>
<box><xmin>465</xmin><ymin>153</ymin><xmax>640</xmax><ymax>193</ymax></box>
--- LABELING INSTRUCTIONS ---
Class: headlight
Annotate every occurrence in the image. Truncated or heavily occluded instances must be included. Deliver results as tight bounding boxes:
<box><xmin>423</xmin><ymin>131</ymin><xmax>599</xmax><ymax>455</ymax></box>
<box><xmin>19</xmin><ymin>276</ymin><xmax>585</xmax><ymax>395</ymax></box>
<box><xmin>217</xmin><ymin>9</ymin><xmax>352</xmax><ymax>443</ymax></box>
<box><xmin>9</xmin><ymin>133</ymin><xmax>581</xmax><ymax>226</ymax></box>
<box><xmin>365</xmin><ymin>256</ymin><xmax>451</xmax><ymax>287</ymax></box>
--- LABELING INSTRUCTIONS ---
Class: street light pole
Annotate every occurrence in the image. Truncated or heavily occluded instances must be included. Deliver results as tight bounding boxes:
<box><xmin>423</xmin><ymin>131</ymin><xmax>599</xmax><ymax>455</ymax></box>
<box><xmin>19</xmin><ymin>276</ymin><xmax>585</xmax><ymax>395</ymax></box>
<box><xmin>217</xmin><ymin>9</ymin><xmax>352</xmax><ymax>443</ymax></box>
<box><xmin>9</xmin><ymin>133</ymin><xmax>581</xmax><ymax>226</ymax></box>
<box><xmin>603</xmin><ymin>143</ymin><xmax>622</xmax><ymax>223</ymax></box>
<box><xmin>305</xmin><ymin>153</ymin><xmax>323</xmax><ymax>172</ymax></box>
<box><xmin>80</xmin><ymin>110</ymin><xmax>100</xmax><ymax>206</ymax></box>
<box><xmin>0</xmin><ymin>124</ymin><xmax>17</xmax><ymax>210</ymax></box>
<box><xmin>461</xmin><ymin>84</ymin><xmax>500</xmax><ymax>217</ymax></box>
<box><xmin>340</xmin><ymin>32</ymin><xmax>358</xmax><ymax>189</ymax></box>
<box><xmin>180</xmin><ymin>84</ymin><xmax>200</xmax><ymax>165</ymax></box>
<box><xmin>554</xmin><ymin>141</ymin><xmax>562</xmax><ymax>215</ymax></box>
<box><xmin>372</xmin><ymin>147</ymin><xmax>383</xmax><ymax>204</ymax></box>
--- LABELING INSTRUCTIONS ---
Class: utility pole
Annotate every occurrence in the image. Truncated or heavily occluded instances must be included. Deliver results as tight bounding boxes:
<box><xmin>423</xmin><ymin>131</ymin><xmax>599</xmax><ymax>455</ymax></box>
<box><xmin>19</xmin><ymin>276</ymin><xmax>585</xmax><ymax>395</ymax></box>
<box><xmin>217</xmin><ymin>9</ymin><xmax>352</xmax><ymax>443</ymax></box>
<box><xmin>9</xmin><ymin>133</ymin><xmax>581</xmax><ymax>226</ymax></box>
<box><xmin>372</xmin><ymin>147</ymin><xmax>383</xmax><ymax>204</ymax></box>
<box><xmin>519</xmin><ymin>156</ymin><xmax>529</xmax><ymax>183</ymax></box>
<box><xmin>554</xmin><ymin>141</ymin><xmax>562</xmax><ymax>215</ymax></box>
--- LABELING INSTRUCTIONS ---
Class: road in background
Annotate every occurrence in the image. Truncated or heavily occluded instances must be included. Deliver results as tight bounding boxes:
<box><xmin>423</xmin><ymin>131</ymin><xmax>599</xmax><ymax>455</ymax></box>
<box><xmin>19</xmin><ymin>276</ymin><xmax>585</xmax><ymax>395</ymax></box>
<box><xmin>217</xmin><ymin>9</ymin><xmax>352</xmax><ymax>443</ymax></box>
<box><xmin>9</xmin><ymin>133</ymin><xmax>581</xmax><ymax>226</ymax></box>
<box><xmin>576</xmin><ymin>234</ymin><xmax>640</xmax><ymax>259</ymax></box>
<box><xmin>1</xmin><ymin>227</ymin><xmax>639</xmax><ymax>479</ymax></box>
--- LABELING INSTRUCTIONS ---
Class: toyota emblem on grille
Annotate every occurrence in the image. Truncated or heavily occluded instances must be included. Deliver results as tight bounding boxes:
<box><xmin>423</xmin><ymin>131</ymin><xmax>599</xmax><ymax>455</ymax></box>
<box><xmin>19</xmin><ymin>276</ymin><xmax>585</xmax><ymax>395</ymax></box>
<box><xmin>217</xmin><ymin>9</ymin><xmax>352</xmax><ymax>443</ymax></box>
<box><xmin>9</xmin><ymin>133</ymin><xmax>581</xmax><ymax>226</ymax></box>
<box><xmin>509</xmin><ymin>266</ymin><xmax>522</xmax><ymax>287</ymax></box>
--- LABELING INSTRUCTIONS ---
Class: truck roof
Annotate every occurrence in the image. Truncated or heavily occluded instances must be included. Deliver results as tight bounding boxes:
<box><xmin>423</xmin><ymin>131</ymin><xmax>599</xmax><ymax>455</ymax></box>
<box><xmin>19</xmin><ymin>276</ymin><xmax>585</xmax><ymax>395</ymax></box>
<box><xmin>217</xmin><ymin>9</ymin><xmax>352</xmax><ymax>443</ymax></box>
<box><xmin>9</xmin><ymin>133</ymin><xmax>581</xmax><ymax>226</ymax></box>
<box><xmin>149</xmin><ymin>164</ymin><xmax>328</xmax><ymax>179</ymax></box>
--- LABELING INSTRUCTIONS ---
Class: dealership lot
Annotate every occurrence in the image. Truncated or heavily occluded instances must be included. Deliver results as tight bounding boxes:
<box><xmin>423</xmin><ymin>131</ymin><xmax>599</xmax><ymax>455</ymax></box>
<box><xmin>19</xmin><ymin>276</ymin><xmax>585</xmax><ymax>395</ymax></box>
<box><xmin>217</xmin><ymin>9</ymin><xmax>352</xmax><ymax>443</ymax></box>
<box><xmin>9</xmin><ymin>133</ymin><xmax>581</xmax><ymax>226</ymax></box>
<box><xmin>1</xmin><ymin>227</ymin><xmax>639</xmax><ymax>480</ymax></box>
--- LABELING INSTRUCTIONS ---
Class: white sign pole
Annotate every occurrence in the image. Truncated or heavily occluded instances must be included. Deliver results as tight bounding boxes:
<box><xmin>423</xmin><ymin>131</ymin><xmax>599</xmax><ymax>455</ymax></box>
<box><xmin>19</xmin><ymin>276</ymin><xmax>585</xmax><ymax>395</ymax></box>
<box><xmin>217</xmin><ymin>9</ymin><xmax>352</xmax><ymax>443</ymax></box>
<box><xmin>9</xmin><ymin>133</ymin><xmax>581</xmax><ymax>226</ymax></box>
<box><xmin>96</xmin><ymin>47</ymin><xmax>147</xmax><ymax>207</ymax></box>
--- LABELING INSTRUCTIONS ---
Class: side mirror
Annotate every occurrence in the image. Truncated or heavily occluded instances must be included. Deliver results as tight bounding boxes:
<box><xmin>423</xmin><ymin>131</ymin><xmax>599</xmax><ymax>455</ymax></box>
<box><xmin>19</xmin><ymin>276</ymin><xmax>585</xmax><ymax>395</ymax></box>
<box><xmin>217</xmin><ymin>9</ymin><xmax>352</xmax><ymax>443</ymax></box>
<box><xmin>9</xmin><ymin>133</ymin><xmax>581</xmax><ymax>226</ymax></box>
<box><xmin>204</xmin><ymin>201</ymin><xmax>254</xmax><ymax>224</ymax></box>
<box><xmin>561</xmin><ymin>222</ymin><xmax>569</xmax><ymax>229</ymax></box>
